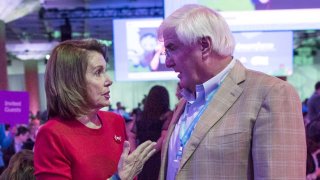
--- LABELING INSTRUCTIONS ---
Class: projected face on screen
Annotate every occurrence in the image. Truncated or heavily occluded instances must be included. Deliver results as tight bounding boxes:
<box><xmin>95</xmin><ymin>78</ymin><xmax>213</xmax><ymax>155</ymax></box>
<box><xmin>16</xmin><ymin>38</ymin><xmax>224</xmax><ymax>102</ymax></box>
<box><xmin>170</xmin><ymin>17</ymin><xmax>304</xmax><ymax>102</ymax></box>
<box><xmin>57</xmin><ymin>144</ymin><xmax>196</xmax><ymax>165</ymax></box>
<box><xmin>140</xmin><ymin>33</ymin><xmax>157</xmax><ymax>52</ymax></box>
<box><xmin>113</xmin><ymin>18</ymin><xmax>178</xmax><ymax>81</ymax></box>
<box><xmin>126</xmin><ymin>25</ymin><xmax>171</xmax><ymax>72</ymax></box>
<box><xmin>136</xmin><ymin>32</ymin><xmax>158</xmax><ymax>68</ymax></box>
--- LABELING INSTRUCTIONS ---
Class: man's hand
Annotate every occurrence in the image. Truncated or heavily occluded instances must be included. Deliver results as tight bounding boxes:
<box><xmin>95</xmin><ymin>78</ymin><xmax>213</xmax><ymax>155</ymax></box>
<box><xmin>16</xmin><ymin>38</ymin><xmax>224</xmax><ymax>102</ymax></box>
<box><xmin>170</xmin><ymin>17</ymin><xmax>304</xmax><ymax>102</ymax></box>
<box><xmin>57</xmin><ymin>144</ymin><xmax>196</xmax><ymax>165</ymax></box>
<box><xmin>118</xmin><ymin>140</ymin><xmax>156</xmax><ymax>180</ymax></box>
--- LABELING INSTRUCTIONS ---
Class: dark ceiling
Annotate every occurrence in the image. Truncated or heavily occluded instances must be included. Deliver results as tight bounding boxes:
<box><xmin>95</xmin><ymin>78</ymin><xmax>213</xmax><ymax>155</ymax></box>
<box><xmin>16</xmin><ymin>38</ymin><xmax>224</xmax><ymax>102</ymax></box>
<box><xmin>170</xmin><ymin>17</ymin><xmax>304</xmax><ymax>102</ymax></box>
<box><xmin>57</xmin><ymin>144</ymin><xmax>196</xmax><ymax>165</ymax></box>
<box><xmin>4</xmin><ymin>0</ymin><xmax>163</xmax><ymax>59</ymax></box>
<box><xmin>4</xmin><ymin>0</ymin><xmax>320</xmax><ymax>62</ymax></box>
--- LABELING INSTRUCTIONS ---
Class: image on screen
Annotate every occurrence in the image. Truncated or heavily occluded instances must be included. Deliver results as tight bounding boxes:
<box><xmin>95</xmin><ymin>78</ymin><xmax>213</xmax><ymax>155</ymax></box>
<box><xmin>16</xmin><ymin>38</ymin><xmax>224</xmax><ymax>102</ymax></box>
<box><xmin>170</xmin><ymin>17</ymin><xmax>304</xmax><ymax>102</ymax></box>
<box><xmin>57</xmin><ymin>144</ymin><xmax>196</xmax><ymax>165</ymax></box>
<box><xmin>113</xmin><ymin>18</ymin><xmax>178</xmax><ymax>81</ymax></box>
<box><xmin>233</xmin><ymin>31</ymin><xmax>293</xmax><ymax>76</ymax></box>
<box><xmin>113</xmin><ymin>17</ymin><xmax>295</xmax><ymax>81</ymax></box>
<box><xmin>165</xmin><ymin>0</ymin><xmax>320</xmax><ymax>31</ymax></box>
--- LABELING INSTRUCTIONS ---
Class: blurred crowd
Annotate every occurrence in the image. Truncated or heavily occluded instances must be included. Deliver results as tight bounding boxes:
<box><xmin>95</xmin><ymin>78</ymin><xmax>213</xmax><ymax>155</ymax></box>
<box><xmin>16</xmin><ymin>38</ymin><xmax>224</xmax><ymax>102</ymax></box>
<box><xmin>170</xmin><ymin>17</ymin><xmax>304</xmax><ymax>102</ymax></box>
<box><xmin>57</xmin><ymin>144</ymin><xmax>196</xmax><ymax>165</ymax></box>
<box><xmin>0</xmin><ymin>116</ymin><xmax>40</xmax><ymax>175</ymax></box>
<box><xmin>0</xmin><ymin>80</ymin><xmax>318</xmax><ymax>179</ymax></box>
<box><xmin>304</xmin><ymin>81</ymin><xmax>320</xmax><ymax>179</ymax></box>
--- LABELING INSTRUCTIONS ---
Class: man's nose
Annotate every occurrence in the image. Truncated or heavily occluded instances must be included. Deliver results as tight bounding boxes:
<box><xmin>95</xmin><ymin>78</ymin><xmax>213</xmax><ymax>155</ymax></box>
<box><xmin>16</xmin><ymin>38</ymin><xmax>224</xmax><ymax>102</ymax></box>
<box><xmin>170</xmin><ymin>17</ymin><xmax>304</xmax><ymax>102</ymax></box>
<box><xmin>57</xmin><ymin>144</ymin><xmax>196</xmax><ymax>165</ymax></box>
<box><xmin>165</xmin><ymin>57</ymin><xmax>174</xmax><ymax>68</ymax></box>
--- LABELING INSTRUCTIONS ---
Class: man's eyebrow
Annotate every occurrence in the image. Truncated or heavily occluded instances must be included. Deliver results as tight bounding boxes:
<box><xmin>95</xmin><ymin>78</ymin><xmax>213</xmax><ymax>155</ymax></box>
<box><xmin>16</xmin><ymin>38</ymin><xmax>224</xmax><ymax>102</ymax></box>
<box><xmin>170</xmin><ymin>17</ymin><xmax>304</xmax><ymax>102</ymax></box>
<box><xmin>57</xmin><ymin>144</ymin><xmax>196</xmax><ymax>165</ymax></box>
<box><xmin>165</xmin><ymin>43</ymin><xmax>175</xmax><ymax>49</ymax></box>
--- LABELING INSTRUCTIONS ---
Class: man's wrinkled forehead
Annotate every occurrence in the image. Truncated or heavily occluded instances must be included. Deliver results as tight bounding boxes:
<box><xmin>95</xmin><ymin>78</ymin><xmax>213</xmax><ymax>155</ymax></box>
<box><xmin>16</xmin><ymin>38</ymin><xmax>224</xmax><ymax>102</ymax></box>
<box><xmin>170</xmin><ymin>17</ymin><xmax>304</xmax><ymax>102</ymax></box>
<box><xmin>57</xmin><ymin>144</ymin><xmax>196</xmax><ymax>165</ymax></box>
<box><xmin>162</xmin><ymin>28</ymin><xmax>179</xmax><ymax>45</ymax></box>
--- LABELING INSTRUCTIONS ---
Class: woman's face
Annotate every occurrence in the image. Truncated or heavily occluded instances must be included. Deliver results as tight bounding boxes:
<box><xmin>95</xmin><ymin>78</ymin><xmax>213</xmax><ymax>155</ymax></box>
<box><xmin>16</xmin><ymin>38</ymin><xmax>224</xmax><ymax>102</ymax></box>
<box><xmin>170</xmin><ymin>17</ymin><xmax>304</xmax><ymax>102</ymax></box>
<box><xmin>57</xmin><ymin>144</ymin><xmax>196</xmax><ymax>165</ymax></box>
<box><xmin>85</xmin><ymin>51</ymin><xmax>112</xmax><ymax>110</ymax></box>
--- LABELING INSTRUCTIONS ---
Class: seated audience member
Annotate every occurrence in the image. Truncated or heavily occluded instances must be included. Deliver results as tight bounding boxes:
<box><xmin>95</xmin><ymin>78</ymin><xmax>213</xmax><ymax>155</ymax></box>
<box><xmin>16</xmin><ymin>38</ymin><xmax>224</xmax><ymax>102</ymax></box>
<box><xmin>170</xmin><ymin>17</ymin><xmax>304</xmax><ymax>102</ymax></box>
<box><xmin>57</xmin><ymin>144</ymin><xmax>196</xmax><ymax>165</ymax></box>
<box><xmin>23</xmin><ymin>119</ymin><xmax>40</xmax><ymax>150</ymax></box>
<box><xmin>0</xmin><ymin>149</ymin><xmax>35</xmax><ymax>180</ymax></box>
<box><xmin>2</xmin><ymin>126</ymin><xmax>29</xmax><ymax>168</ymax></box>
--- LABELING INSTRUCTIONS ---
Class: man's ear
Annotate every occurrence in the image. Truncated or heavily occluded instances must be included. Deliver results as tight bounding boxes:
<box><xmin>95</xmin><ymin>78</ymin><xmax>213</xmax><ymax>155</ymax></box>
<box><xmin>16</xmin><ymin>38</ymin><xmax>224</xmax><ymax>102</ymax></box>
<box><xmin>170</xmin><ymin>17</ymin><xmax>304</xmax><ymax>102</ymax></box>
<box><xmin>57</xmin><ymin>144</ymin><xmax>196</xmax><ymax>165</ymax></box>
<box><xmin>200</xmin><ymin>36</ymin><xmax>212</xmax><ymax>58</ymax></box>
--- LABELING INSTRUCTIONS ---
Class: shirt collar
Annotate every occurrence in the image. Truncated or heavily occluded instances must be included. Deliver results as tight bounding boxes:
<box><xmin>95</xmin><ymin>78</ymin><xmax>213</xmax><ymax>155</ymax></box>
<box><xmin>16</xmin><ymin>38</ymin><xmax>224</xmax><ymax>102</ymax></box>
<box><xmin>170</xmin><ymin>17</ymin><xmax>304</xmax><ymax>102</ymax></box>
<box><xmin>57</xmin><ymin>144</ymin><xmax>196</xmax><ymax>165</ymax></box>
<box><xmin>181</xmin><ymin>58</ymin><xmax>236</xmax><ymax>103</ymax></box>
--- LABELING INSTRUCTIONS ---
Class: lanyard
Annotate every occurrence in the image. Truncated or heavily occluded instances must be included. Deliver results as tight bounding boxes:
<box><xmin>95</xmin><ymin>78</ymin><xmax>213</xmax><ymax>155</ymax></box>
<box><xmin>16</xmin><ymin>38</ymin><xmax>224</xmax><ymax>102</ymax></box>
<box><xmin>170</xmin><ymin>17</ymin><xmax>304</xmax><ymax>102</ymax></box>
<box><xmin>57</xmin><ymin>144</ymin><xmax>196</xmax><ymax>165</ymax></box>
<box><xmin>176</xmin><ymin>85</ymin><xmax>219</xmax><ymax>160</ymax></box>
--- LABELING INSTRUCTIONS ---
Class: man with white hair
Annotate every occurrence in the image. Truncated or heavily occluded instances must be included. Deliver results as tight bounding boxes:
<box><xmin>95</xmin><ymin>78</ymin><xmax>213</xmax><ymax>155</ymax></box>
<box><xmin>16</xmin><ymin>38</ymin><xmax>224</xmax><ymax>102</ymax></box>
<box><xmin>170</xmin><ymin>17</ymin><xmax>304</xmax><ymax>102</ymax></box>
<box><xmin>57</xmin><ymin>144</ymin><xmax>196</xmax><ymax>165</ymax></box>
<box><xmin>158</xmin><ymin>4</ymin><xmax>306</xmax><ymax>180</ymax></box>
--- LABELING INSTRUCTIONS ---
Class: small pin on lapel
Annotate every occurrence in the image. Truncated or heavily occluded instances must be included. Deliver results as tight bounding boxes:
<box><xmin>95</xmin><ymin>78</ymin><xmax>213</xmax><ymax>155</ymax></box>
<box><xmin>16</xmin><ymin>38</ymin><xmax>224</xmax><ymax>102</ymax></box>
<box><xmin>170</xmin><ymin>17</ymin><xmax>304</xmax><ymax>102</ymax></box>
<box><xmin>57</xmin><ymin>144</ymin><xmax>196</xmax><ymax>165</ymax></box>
<box><xmin>114</xmin><ymin>135</ymin><xmax>122</xmax><ymax>143</ymax></box>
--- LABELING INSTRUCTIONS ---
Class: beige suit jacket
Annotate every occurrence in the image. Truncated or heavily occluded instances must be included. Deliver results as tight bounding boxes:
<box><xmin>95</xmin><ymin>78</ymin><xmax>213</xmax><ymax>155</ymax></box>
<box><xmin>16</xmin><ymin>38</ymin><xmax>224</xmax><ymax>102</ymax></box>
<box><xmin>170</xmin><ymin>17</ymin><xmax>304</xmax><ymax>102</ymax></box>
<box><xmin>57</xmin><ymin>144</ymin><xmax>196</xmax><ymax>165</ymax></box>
<box><xmin>159</xmin><ymin>61</ymin><xmax>306</xmax><ymax>180</ymax></box>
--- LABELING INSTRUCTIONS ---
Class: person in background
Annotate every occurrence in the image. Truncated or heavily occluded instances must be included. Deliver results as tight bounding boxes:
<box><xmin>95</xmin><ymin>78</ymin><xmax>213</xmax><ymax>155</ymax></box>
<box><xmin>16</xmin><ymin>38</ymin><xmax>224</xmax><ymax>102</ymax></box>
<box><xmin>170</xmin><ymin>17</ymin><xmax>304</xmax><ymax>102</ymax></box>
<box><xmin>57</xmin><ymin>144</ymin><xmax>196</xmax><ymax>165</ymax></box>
<box><xmin>126</xmin><ymin>98</ymin><xmax>146</xmax><ymax>152</ymax></box>
<box><xmin>305</xmin><ymin>116</ymin><xmax>320</xmax><ymax>179</ymax></box>
<box><xmin>0</xmin><ymin>124</ymin><xmax>8</xmax><ymax>174</ymax></box>
<box><xmin>22</xmin><ymin>118</ymin><xmax>40</xmax><ymax>150</ymax></box>
<box><xmin>131</xmin><ymin>102</ymin><xmax>143</xmax><ymax>119</ymax></box>
<box><xmin>175</xmin><ymin>82</ymin><xmax>183</xmax><ymax>101</ymax></box>
<box><xmin>107</xmin><ymin>104</ymin><xmax>114</xmax><ymax>112</ymax></box>
<box><xmin>0</xmin><ymin>149</ymin><xmax>35</xmax><ymax>180</ymax></box>
<box><xmin>34</xmin><ymin>39</ymin><xmax>156</xmax><ymax>180</ymax></box>
<box><xmin>114</xmin><ymin>102</ymin><xmax>131</xmax><ymax>122</ymax></box>
<box><xmin>0</xmin><ymin>124</ymin><xmax>15</xmax><ymax>174</ymax></box>
<box><xmin>115</xmin><ymin>102</ymin><xmax>124</xmax><ymax>114</ymax></box>
<box><xmin>308</xmin><ymin>81</ymin><xmax>320</xmax><ymax>122</ymax></box>
<box><xmin>132</xmin><ymin>85</ymin><xmax>173</xmax><ymax>180</ymax></box>
<box><xmin>157</xmin><ymin>4</ymin><xmax>306</xmax><ymax>179</ymax></box>
<box><xmin>2</xmin><ymin>126</ymin><xmax>29</xmax><ymax>168</ymax></box>
<box><xmin>39</xmin><ymin>110</ymin><xmax>48</xmax><ymax>124</ymax></box>
<box><xmin>302</xmin><ymin>98</ymin><xmax>310</xmax><ymax>125</ymax></box>
<box><xmin>1</xmin><ymin>124</ymin><xmax>13</xmax><ymax>150</ymax></box>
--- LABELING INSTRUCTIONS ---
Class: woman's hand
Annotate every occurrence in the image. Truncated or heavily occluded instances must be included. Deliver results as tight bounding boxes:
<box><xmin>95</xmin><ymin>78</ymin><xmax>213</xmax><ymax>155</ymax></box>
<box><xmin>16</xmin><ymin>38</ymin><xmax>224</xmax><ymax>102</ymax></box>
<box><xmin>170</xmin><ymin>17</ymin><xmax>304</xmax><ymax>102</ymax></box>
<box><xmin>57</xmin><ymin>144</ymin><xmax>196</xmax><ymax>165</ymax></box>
<box><xmin>118</xmin><ymin>140</ymin><xmax>156</xmax><ymax>180</ymax></box>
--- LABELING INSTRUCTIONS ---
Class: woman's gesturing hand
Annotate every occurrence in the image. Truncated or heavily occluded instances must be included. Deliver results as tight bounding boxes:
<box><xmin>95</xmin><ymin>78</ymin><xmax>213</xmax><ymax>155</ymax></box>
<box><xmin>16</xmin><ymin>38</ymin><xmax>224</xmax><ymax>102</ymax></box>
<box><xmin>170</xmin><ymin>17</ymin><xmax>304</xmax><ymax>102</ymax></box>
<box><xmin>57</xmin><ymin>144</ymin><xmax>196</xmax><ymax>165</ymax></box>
<box><xmin>118</xmin><ymin>140</ymin><xmax>156</xmax><ymax>180</ymax></box>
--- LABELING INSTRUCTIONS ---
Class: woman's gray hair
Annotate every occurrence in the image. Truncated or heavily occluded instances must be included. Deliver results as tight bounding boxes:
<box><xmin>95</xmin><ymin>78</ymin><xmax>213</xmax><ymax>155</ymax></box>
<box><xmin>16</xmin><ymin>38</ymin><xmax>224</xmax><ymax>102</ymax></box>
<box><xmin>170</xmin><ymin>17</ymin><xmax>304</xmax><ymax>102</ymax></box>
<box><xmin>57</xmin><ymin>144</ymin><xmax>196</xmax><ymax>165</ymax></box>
<box><xmin>45</xmin><ymin>39</ymin><xmax>107</xmax><ymax>120</ymax></box>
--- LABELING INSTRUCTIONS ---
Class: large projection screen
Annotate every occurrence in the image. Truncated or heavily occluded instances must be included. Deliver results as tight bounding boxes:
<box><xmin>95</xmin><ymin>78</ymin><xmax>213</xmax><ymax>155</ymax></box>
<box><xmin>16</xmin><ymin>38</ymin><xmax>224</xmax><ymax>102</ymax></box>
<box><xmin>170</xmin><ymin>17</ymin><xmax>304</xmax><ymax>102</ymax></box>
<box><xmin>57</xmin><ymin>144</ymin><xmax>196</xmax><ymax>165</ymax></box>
<box><xmin>164</xmin><ymin>0</ymin><xmax>320</xmax><ymax>31</ymax></box>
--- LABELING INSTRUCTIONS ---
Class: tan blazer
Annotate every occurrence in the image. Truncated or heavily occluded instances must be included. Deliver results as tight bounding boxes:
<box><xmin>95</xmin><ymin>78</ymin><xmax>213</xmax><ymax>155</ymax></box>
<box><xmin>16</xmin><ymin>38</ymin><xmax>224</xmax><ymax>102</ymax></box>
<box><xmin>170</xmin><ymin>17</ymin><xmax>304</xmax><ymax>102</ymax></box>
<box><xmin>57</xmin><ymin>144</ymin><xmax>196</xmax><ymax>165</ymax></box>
<box><xmin>159</xmin><ymin>61</ymin><xmax>306</xmax><ymax>180</ymax></box>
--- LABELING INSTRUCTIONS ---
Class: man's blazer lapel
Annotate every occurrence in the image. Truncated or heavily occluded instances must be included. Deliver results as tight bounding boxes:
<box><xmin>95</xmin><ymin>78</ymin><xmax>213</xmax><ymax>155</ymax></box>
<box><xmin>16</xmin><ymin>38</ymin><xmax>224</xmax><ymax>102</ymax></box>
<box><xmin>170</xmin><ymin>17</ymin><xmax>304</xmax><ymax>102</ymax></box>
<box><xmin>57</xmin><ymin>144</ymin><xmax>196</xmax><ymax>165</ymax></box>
<box><xmin>159</xmin><ymin>99</ymin><xmax>186</xmax><ymax>179</ymax></box>
<box><xmin>178</xmin><ymin>60</ymin><xmax>246</xmax><ymax>171</ymax></box>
